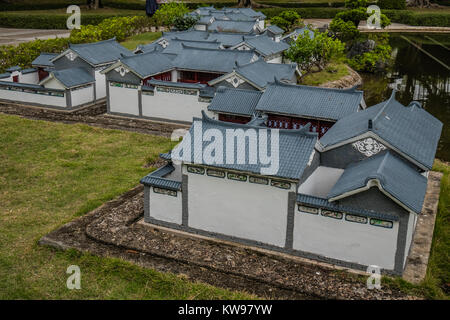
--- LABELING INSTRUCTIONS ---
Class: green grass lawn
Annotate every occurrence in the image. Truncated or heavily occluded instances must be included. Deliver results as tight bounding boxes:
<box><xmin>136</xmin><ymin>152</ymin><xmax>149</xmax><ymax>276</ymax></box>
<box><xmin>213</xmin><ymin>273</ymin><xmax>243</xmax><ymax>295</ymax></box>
<box><xmin>299</xmin><ymin>60</ymin><xmax>350</xmax><ymax>86</ymax></box>
<box><xmin>0</xmin><ymin>114</ymin><xmax>253</xmax><ymax>299</ymax></box>
<box><xmin>121</xmin><ymin>31</ymin><xmax>162</xmax><ymax>50</ymax></box>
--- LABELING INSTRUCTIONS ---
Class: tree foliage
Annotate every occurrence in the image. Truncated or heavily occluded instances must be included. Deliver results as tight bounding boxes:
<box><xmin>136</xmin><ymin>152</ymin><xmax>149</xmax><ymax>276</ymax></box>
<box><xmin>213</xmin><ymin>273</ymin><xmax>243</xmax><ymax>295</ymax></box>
<box><xmin>270</xmin><ymin>10</ymin><xmax>303</xmax><ymax>32</ymax></box>
<box><xmin>329</xmin><ymin>18</ymin><xmax>360</xmax><ymax>42</ymax></box>
<box><xmin>153</xmin><ymin>2</ymin><xmax>190</xmax><ymax>27</ymax></box>
<box><xmin>173</xmin><ymin>15</ymin><xmax>198</xmax><ymax>31</ymax></box>
<box><xmin>285</xmin><ymin>30</ymin><xmax>345</xmax><ymax>72</ymax></box>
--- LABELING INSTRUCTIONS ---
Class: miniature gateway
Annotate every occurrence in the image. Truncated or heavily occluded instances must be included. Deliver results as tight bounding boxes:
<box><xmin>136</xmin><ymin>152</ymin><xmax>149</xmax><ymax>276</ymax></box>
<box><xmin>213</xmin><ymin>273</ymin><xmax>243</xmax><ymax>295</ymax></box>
<box><xmin>140</xmin><ymin>93</ymin><xmax>442</xmax><ymax>275</ymax></box>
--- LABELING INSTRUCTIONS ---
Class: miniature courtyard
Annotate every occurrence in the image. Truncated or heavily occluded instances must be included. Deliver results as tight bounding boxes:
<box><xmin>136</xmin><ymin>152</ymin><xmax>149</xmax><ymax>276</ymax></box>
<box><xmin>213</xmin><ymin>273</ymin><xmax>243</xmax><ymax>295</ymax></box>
<box><xmin>0</xmin><ymin>2</ymin><xmax>449</xmax><ymax>301</ymax></box>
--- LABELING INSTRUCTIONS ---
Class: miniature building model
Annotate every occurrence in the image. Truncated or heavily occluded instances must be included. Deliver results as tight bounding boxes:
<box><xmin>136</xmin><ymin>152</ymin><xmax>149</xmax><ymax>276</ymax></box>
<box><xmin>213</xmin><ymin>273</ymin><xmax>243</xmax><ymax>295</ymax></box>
<box><xmin>140</xmin><ymin>93</ymin><xmax>442</xmax><ymax>275</ymax></box>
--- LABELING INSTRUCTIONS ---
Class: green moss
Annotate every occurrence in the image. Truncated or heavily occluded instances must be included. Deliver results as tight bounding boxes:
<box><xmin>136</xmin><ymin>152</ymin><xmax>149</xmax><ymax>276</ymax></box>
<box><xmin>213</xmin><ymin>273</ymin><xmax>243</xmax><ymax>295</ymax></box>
<box><xmin>120</xmin><ymin>31</ymin><xmax>162</xmax><ymax>50</ymax></box>
<box><xmin>300</xmin><ymin>60</ymin><xmax>349</xmax><ymax>86</ymax></box>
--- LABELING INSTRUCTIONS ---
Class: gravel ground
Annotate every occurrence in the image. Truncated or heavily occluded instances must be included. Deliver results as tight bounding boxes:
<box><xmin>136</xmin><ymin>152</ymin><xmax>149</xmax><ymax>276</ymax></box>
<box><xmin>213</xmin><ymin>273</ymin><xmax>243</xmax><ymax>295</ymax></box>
<box><xmin>40</xmin><ymin>184</ymin><xmax>421</xmax><ymax>300</ymax></box>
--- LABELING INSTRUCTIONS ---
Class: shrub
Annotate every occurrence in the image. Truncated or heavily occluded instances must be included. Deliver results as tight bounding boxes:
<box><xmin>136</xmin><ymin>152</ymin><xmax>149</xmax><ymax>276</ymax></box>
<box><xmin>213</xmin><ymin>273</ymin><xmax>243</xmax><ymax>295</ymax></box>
<box><xmin>279</xmin><ymin>10</ymin><xmax>302</xmax><ymax>26</ymax></box>
<box><xmin>285</xmin><ymin>30</ymin><xmax>345</xmax><ymax>72</ymax></box>
<box><xmin>270</xmin><ymin>16</ymin><xmax>291</xmax><ymax>32</ymax></box>
<box><xmin>153</xmin><ymin>2</ymin><xmax>190</xmax><ymax>27</ymax></box>
<box><xmin>329</xmin><ymin>18</ymin><xmax>360</xmax><ymax>42</ymax></box>
<box><xmin>344</xmin><ymin>0</ymin><xmax>368</xmax><ymax>9</ymax></box>
<box><xmin>173</xmin><ymin>15</ymin><xmax>199</xmax><ymax>31</ymax></box>
<box><xmin>347</xmin><ymin>43</ymin><xmax>392</xmax><ymax>72</ymax></box>
<box><xmin>334</xmin><ymin>8</ymin><xmax>367</xmax><ymax>26</ymax></box>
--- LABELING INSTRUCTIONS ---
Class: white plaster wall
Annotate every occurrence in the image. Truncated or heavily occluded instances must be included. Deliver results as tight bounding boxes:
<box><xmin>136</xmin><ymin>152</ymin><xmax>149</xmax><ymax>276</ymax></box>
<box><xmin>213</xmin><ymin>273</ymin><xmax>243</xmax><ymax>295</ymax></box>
<box><xmin>0</xmin><ymin>88</ymin><xmax>66</xmax><ymax>107</ymax></box>
<box><xmin>298</xmin><ymin>166</ymin><xmax>344</xmax><ymax>198</ymax></box>
<box><xmin>149</xmin><ymin>187</ymin><xmax>183</xmax><ymax>224</ymax></box>
<box><xmin>194</xmin><ymin>24</ymin><xmax>207</xmax><ymax>31</ymax></box>
<box><xmin>43</xmin><ymin>77</ymin><xmax>65</xmax><ymax>90</ymax></box>
<box><xmin>0</xmin><ymin>75</ymin><xmax>12</xmax><ymax>82</ymax></box>
<box><xmin>293</xmin><ymin>211</ymin><xmax>399</xmax><ymax>270</ymax></box>
<box><xmin>20</xmin><ymin>72</ymin><xmax>39</xmax><ymax>84</ymax></box>
<box><xmin>187</xmin><ymin>168</ymin><xmax>292</xmax><ymax>247</ymax></box>
<box><xmin>404</xmin><ymin>213</ymin><xmax>416</xmax><ymax>265</ymax></box>
<box><xmin>266</xmin><ymin>55</ymin><xmax>283</xmax><ymax>64</ymax></box>
<box><xmin>109</xmin><ymin>84</ymin><xmax>139</xmax><ymax>116</ymax></box>
<box><xmin>71</xmin><ymin>85</ymin><xmax>94</xmax><ymax>107</ymax></box>
<box><xmin>258</xmin><ymin>20</ymin><xmax>265</xmax><ymax>30</ymax></box>
<box><xmin>142</xmin><ymin>88</ymin><xmax>208</xmax><ymax>122</ymax></box>
<box><xmin>95</xmin><ymin>70</ymin><xmax>106</xmax><ymax>98</ymax></box>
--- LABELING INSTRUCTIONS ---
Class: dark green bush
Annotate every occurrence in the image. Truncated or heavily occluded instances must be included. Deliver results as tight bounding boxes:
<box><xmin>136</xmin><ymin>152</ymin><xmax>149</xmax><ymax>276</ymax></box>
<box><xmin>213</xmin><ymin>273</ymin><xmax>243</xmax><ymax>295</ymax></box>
<box><xmin>383</xmin><ymin>10</ymin><xmax>450</xmax><ymax>27</ymax></box>
<box><xmin>0</xmin><ymin>11</ymin><xmax>146</xmax><ymax>29</ymax></box>
<box><xmin>377</xmin><ymin>0</ymin><xmax>406</xmax><ymax>9</ymax></box>
<box><xmin>259</xmin><ymin>8</ymin><xmax>344</xmax><ymax>19</ymax></box>
<box><xmin>0</xmin><ymin>0</ymin><xmax>84</xmax><ymax>11</ymax></box>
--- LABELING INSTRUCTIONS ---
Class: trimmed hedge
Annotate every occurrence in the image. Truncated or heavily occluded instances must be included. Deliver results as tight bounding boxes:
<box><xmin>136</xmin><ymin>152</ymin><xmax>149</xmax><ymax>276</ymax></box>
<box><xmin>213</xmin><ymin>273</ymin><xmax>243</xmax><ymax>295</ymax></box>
<box><xmin>383</xmin><ymin>9</ymin><xmax>450</xmax><ymax>27</ymax></box>
<box><xmin>259</xmin><ymin>8</ymin><xmax>345</xmax><ymax>19</ymax></box>
<box><xmin>255</xmin><ymin>2</ymin><xmax>345</xmax><ymax>8</ymax></box>
<box><xmin>0</xmin><ymin>12</ymin><xmax>146</xmax><ymax>29</ymax></box>
<box><xmin>377</xmin><ymin>0</ymin><xmax>406</xmax><ymax>9</ymax></box>
<box><xmin>0</xmin><ymin>0</ymin><xmax>84</xmax><ymax>11</ymax></box>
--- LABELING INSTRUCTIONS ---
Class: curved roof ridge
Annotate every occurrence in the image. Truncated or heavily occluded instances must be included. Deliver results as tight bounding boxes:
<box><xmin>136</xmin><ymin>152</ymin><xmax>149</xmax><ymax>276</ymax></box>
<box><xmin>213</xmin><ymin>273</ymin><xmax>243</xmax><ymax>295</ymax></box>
<box><xmin>200</xmin><ymin>110</ymin><xmax>317</xmax><ymax>138</ymax></box>
<box><xmin>69</xmin><ymin>37</ymin><xmax>117</xmax><ymax>48</ymax></box>
<box><xmin>266</xmin><ymin>80</ymin><xmax>364</xmax><ymax>94</ymax></box>
<box><xmin>373</xmin><ymin>89</ymin><xmax>397</xmax><ymax>123</ymax></box>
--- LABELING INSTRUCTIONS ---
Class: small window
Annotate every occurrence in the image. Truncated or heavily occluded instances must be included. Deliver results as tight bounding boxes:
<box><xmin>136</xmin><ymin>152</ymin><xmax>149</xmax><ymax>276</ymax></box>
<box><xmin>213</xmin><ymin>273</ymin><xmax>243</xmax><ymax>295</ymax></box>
<box><xmin>187</xmin><ymin>165</ymin><xmax>204</xmax><ymax>175</ymax></box>
<box><xmin>207</xmin><ymin>169</ymin><xmax>225</xmax><ymax>178</ymax></box>
<box><xmin>227</xmin><ymin>172</ymin><xmax>247</xmax><ymax>182</ymax></box>
<box><xmin>271</xmin><ymin>180</ymin><xmax>291</xmax><ymax>189</ymax></box>
<box><xmin>370</xmin><ymin>218</ymin><xmax>393</xmax><ymax>229</ymax></box>
<box><xmin>249</xmin><ymin>176</ymin><xmax>269</xmax><ymax>185</ymax></box>
<box><xmin>298</xmin><ymin>205</ymin><xmax>319</xmax><ymax>215</ymax></box>
<box><xmin>345</xmin><ymin>214</ymin><xmax>368</xmax><ymax>224</ymax></box>
<box><xmin>321</xmin><ymin>210</ymin><xmax>343</xmax><ymax>220</ymax></box>
<box><xmin>153</xmin><ymin>187</ymin><xmax>177</xmax><ymax>197</ymax></box>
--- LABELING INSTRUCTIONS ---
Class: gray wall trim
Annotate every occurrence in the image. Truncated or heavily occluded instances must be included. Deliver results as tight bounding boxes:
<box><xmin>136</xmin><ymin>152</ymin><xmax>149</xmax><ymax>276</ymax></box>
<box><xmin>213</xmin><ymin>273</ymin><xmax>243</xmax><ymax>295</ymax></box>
<box><xmin>181</xmin><ymin>173</ymin><xmax>189</xmax><ymax>226</ymax></box>
<box><xmin>144</xmin><ymin>215</ymin><xmax>402</xmax><ymax>276</ymax></box>
<box><xmin>65</xmin><ymin>89</ymin><xmax>71</xmax><ymax>107</ymax></box>
<box><xmin>93</xmin><ymin>82</ymin><xmax>97</xmax><ymax>103</ymax></box>
<box><xmin>106</xmin><ymin>80</ymin><xmax>110</xmax><ymax>113</ymax></box>
<box><xmin>138</xmin><ymin>89</ymin><xmax>143</xmax><ymax>117</ymax></box>
<box><xmin>0</xmin><ymin>98</ymin><xmax>105</xmax><ymax>112</ymax></box>
<box><xmin>284</xmin><ymin>191</ymin><xmax>296</xmax><ymax>249</ymax></box>
<box><xmin>106</xmin><ymin>111</ymin><xmax>192</xmax><ymax>126</ymax></box>
<box><xmin>394</xmin><ymin>213</ymin><xmax>409</xmax><ymax>274</ymax></box>
<box><xmin>144</xmin><ymin>186</ymin><xmax>150</xmax><ymax>222</ymax></box>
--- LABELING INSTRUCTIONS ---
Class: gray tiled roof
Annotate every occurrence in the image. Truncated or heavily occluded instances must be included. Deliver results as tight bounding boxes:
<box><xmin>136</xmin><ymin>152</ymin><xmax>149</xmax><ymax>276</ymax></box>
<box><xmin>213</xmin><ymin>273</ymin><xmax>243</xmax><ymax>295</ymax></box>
<box><xmin>208</xmin><ymin>87</ymin><xmax>263</xmax><ymax>116</ymax></box>
<box><xmin>162</xmin><ymin>39</ymin><xmax>221</xmax><ymax>54</ymax></box>
<box><xmin>6</xmin><ymin>66</ymin><xmax>21</xmax><ymax>72</ymax></box>
<box><xmin>234</xmin><ymin>59</ymin><xmax>296</xmax><ymax>88</ymax></box>
<box><xmin>148</xmin><ymin>79</ymin><xmax>205</xmax><ymax>89</ymax></box>
<box><xmin>119</xmin><ymin>51</ymin><xmax>174</xmax><ymax>79</ymax></box>
<box><xmin>328</xmin><ymin>151</ymin><xmax>428</xmax><ymax>214</ymax></box>
<box><xmin>171</xmin><ymin>111</ymin><xmax>317</xmax><ymax>180</ymax></box>
<box><xmin>172</xmin><ymin>46</ymin><xmax>256</xmax><ymax>73</ymax></box>
<box><xmin>240</xmin><ymin>35</ymin><xmax>289</xmax><ymax>56</ymax></box>
<box><xmin>32</xmin><ymin>53</ymin><xmax>57</xmax><ymax>67</ymax></box>
<box><xmin>266</xmin><ymin>25</ymin><xmax>284</xmax><ymax>35</ymax></box>
<box><xmin>319</xmin><ymin>92</ymin><xmax>443</xmax><ymax>170</ymax></box>
<box><xmin>199</xmin><ymin>86</ymin><xmax>216</xmax><ymax>98</ymax></box>
<box><xmin>297</xmin><ymin>194</ymin><xmax>400</xmax><ymax>221</ymax></box>
<box><xmin>21</xmin><ymin>68</ymin><xmax>37</xmax><ymax>74</ymax></box>
<box><xmin>282</xmin><ymin>26</ymin><xmax>314</xmax><ymax>41</ymax></box>
<box><xmin>0</xmin><ymin>73</ymin><xmax>10</xmax><ymax>79</ymax></box>
<box><xmin>65</xmin><ymin>38</ymin><xmax>131</xmax><ymax>66</ymax></box>
<box><xmin>208</xmin><ymin>20</ymin><xmax>257</xmax><ymax>34</ymax></box>
<box><xmin>140</xmin><ymin>164</ymin><xmax>182</xmax><ymax>191</ymax></box>
<box><xmin>206</xmin><ymin>32</ymin><xmax>247</xmax><ymax>47</ymax></box>
<box><xmin>162</xmin><ymin>30</ymin><xmax>211</xmax><ymax>42</ymax></box>
<box><xmin>51</xmin><ymin>67</ymin><xmax>94</xmax><ymax>88</ymax></box>
<box><xmin>255</xmin><ymin>81</ymin><xmax>363</xmax><ymax>121</ymax></box>
<box><xmin>137</xmin><ymin>41</ymin><xmax>164</xmax><ymax>53</ymax></box>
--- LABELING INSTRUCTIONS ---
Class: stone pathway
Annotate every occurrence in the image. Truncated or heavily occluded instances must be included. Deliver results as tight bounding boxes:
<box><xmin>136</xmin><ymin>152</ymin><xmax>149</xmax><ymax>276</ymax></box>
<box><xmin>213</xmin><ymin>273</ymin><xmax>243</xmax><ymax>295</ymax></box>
<box><xmin>0</xmin><ymin>28</ymin><xmax>70</xmax><ymax>46</ymax></box>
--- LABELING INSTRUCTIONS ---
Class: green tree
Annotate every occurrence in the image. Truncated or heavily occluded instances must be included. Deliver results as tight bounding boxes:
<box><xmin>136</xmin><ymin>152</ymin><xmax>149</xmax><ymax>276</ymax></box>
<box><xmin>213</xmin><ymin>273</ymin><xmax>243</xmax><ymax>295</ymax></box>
<box><xmin>285</xmin><ymin>30</ymin><xmax>345</xmax><ymax>72</ymax></box>
<box><xmin>270</xmin><ymin>16</ymin><xmax>291</xmax><ymax>32</ymax></box>
<box><xmin>173</xmin><ymin>15</ymin><xmax>198</xmax><ymax>31</ymax></box>
<box><xmin>153</xmin><ymin>2</ymin><xmax>190</xmax><ymax>27</ymax></box>
<box><xmin>279</xmin><ymin>10</ymin><xmax>302</xmax><ymax>27</ymax></box>
<box><xmin>329</xmin><ymin>18</ymin><xmax>360</xmax><ymax>42</ymax></box>
<box><xmin>345</xmin><ymin>0</ymin><xmax>368</xmax><ymax>9</ymax></box>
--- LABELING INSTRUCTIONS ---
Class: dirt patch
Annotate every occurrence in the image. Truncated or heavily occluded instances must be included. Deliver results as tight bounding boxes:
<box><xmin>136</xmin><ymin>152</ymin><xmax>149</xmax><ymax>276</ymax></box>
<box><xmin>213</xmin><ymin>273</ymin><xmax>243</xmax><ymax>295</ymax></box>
<box><xmin>40</xmin><ymin>185</ymin><xmax>421</xmax><ymax>300</ymax></box>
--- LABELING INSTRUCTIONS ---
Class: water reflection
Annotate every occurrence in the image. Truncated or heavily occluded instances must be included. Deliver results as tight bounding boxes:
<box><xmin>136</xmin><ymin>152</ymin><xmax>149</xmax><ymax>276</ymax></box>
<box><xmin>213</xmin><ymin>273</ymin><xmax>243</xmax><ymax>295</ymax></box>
<box><xmin>360</xmin><ymin>33</ymin><xmax>449</xmax><ymax>161</ymax></box>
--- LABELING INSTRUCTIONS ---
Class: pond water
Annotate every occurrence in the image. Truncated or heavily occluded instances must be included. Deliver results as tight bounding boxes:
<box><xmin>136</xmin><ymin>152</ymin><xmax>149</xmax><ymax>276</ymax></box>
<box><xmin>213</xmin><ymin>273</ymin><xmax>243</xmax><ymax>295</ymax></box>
<box><xmin>360</xmin><ymin>33</ymin><xmax>450</xmax><ymax>162</ymax></box>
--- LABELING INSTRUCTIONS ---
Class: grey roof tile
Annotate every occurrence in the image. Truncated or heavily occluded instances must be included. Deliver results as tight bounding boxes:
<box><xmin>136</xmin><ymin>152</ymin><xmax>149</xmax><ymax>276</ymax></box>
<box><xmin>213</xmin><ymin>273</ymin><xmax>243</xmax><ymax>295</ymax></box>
<box><xmin>148</xmin><ymin>79</ymin><xmax>205</xmax><ymax>89</ymax></box>
<box><xmin>66</xmin><ymin>38</ymin><xmax>131</xmax><ymax>66</ymax></box>
<box><xmin>234</xmin><ymin>59</ymin><xmax>296</xmax><ymax>88</ymax></box>
<box><xmin>0</xmin><ymin>73</ymin><xmax>10</xmax><ymax>79</ymax></box>
<box><xmin>319</xmin><ymin>92</ymin><xmax>443</xmax><ymax>170</ymax></box>
<box><xmin>266</xmin><ymin>25</ymin><xmax>284</xmax><ymax>35</ymax></box>
<box><xmin>171</xmin><ymin>111</ymin><xmax>317</xmax><ymax>180</ymax></box>
<box><xmin>208</xmin><ymin>20</ymin><xmax>257</xmax><ymax>33</ymax></box>
<box><xmin>328</xmin><ymin>151</ymin><xmax>428</xmax><ymax>214</ymax></box>
<box><xmin>208</xmin><ymin>87</ymin><xmax>263</xmax><ymax>116</ymax></box>
<box><xmin>255</xmin><ymin>81</ymin><xmax>363</xmax><ymax>121</ymax></box>
<box><xmin>31</xmin><ymin>53</ymin><xmax>57</xmax><ymax>67</ymax></box>
<box><xmin>140</xmin><ymin>164</ymin><xmax>182</xmax><ymax>190</ymax></box>
<box><xmin>51</xmin><ymin>67</ymin><xmax>94</xmax><ymax>88</ymax></box>
<box><xmin>297</xmin><ymin>194</ymin><xmax>400</xmax><ymax>221</ymax></box>
<box><xmin>162</xmin><ymin>39</ymin><xmax>221</xmax><ymax>54</ymax></box>
<box><xmin>119</xmin><ymin>51</ymin><xmax>174</xmax><ymax>79</ymax></box>
<box><xmin>240</xmin><ymin>35</ymin><xmax>289</xmax><ymax>56</ymax></box>
<box><xmin>6</xmin><ymin>66</ymin><xmax>21</xmax><ymax>72</ymax></box>
<box><xmin>172</xmin><ymin>46</ymin><xmax>256</xmax><ymax>73</ymax></box>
